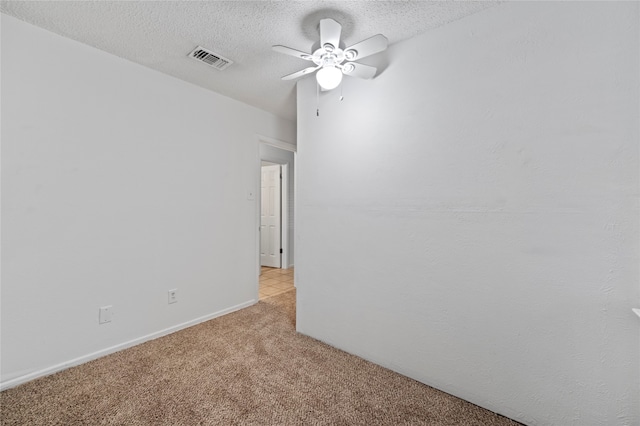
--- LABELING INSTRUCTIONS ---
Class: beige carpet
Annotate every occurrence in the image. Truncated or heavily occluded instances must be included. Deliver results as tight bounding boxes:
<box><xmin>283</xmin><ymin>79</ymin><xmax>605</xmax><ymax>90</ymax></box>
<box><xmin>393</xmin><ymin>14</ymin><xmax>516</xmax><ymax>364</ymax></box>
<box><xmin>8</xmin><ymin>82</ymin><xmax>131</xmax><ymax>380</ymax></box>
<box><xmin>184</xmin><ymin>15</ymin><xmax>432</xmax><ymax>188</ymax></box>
<box><xmin>0</xmin><ymin>290</ymin><xmax>520</xmax><ymax>425</ymax></box>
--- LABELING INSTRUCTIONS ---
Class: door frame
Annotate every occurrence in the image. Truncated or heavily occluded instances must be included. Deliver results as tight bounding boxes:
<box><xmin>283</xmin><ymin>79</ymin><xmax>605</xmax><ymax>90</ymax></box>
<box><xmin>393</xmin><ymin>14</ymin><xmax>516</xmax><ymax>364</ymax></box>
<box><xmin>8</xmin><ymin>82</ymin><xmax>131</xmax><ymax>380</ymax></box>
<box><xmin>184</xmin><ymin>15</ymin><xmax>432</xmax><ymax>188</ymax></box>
<box><xmin>254</xmin><ymin>135</ymin><xmax>296</xmax><ymax>284</ymax></box>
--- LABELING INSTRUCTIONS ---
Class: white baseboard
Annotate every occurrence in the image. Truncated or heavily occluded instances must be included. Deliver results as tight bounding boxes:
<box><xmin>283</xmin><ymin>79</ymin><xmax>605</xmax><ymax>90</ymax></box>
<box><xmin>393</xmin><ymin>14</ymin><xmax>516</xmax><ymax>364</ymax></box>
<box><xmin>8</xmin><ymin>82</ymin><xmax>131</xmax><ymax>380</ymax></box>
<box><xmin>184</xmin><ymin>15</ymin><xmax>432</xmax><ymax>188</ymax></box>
<box><xmin>0</xmin><ymin>299</ymin><xmax>258</xmax><ymax>391</ymax></box>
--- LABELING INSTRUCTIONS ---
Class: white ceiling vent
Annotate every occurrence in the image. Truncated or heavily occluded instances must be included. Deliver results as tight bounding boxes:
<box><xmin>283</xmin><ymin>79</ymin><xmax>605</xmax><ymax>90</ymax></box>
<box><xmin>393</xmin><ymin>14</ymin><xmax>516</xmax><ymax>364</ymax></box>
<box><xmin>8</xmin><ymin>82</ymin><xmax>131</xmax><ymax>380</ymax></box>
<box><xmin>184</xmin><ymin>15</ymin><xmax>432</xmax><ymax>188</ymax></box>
<box><xmin>188</xmin><ymin>46</ymin><xmax>233</xmax><ymax>71</ymax></box>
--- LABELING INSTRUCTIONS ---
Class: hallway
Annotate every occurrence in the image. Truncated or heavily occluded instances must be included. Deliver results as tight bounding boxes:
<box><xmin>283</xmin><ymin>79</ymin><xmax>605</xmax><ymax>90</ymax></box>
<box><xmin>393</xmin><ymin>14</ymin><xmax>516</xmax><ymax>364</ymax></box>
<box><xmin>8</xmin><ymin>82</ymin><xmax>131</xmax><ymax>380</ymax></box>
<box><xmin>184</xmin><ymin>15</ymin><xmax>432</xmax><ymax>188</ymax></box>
<box><xmin>259</xmin><ymin>267</ymin><xmax>294</xmax><ymax>300</ymax></box>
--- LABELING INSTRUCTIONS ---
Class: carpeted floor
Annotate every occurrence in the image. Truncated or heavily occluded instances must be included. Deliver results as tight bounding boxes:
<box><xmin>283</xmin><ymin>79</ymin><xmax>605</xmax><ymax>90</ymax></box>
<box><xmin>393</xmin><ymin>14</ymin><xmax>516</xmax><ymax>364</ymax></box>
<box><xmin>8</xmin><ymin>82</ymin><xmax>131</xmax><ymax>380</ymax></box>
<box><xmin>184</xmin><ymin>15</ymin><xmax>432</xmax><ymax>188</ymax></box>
<box><xmin>0</xmin><ymin>290</ymin><xmax>521</xmax><ymax>425</ymax></box>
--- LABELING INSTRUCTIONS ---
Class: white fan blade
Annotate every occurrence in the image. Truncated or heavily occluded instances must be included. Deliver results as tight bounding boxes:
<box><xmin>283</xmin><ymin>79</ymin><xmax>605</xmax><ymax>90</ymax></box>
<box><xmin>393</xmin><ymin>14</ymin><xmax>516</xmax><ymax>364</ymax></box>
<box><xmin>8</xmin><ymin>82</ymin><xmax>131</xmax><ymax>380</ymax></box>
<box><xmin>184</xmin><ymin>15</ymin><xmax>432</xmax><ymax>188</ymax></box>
<box><xmin>272</xmin><ymin>45</ymin><xmax>314</xmax><ymax>61</ymax></box>
<box><xmin>320</xmin><ymin>18</ymin><xmax>341</xmax><ymax>50</ymax></box>
<box><xmin>282</xmin><ymin>66</ymin><xmax>321</xmax><ymax>81</ymax></box>
<box><xmin>344</xmin><ymin>34</ymin><xmax>388</xmax><ymax>61</ymax></box>
<box><xmin>342</xmin><ymin>62</ymin><xmax>377</xmax><ymax>79</ymax></box>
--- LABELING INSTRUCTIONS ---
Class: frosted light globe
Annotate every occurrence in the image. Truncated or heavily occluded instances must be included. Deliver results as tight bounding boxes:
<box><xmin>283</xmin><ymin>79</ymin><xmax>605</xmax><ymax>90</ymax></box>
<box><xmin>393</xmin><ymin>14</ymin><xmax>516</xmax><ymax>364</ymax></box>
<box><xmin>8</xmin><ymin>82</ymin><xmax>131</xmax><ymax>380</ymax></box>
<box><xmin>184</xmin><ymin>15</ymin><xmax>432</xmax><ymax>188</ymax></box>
<box><xmin>316</xmin><ymin>66</ymin><xmax>343</xmax><ymax>90</ymax></box>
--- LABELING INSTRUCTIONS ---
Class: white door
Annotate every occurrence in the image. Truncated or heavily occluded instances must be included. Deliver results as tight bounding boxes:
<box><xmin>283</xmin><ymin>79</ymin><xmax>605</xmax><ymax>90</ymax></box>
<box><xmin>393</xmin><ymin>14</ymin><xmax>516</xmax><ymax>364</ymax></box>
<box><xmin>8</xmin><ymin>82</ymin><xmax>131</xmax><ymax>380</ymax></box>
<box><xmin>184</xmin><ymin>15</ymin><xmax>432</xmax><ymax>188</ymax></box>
<box><xmin>260</xmin><ymin>164</ymin><xmax>281</xmax><ymax>268</ymax></box>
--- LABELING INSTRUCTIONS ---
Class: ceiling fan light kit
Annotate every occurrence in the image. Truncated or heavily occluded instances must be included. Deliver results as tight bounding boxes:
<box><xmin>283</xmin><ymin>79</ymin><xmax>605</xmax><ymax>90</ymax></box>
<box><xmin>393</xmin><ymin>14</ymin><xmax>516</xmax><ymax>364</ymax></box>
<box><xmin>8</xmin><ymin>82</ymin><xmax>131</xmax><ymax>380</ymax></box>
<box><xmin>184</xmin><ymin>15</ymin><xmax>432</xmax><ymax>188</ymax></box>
<box><xmin>273</xmin><ymin>18</ymin><xmax>388</xmax><ymax>91</ymax></box>
<box><xmin>316</xmin><ymin>66</ymin><xmax>342</xmax><ymax>90</ymax></box>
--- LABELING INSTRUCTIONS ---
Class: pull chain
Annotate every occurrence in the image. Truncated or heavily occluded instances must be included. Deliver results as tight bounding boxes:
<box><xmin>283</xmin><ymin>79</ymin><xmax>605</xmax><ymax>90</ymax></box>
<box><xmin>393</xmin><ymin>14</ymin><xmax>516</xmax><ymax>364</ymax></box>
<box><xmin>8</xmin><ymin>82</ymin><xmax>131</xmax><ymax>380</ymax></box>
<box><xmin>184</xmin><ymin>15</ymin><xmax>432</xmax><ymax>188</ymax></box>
<box><xmin>316</xmin><ymin>81</ymin><xmax>320</xmax><ymax>117</ymax></box>
<box><xmin>340</xmin><ymin>82</ymin><xmax>344</xmax><ymax>101</ymax></box>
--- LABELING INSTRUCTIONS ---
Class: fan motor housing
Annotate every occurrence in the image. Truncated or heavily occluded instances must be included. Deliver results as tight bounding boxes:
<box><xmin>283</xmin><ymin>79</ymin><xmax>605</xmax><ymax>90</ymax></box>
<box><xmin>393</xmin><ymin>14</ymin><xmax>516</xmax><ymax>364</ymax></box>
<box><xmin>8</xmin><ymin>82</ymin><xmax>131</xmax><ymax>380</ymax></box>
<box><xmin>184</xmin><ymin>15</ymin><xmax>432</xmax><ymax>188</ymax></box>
<box><xmin>312</xmin><ymin>47</ymin><xmax>345</xmax><ymax>67</ymax></box>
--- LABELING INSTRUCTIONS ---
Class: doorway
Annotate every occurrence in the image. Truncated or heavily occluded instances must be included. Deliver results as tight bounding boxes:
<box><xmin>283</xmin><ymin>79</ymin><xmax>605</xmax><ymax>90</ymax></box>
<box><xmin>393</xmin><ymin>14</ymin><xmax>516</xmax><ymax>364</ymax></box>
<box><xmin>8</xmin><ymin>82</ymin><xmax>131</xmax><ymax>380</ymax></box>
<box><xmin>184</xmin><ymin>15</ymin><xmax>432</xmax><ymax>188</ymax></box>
<box><xmin>260</xmin><ymin>163</ymin><xmax>281</xmax><ymax>268</ymax></box>
<box><xmin>256</xmin><ymin>136</ymin><xmax>296</xmax><ymax>299</ymax></box>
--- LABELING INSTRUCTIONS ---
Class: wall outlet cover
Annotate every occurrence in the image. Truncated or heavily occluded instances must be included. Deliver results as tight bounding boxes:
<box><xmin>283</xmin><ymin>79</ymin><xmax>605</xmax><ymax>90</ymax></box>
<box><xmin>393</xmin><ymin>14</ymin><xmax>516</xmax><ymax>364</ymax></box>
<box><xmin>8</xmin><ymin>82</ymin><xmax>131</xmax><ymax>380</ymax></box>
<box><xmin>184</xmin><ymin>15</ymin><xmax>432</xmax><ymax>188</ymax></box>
<box><xmin>99</xmin><ymin>305</ymin><xmax>112</xmax><ymax>324</ymax></box>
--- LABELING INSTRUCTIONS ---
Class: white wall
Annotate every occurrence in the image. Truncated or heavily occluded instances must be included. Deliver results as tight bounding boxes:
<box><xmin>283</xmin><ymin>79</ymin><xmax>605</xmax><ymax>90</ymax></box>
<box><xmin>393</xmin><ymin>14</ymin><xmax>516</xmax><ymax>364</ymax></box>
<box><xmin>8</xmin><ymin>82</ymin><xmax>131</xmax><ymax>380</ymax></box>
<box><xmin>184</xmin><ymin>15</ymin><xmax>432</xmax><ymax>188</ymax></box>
<box><xmin>260</xmin><ymin>144</ymin><xmax>295</xmax><ymax>267</ymax></box>
<box><xmin>0</xmin><ymin>15</ymin><xmax>295</xmax><ymax>388</ymax></box>
<box><xmin>296</xmin><ymin>2</ymin><xmax>639</xmax><ymax>425</ymax></box>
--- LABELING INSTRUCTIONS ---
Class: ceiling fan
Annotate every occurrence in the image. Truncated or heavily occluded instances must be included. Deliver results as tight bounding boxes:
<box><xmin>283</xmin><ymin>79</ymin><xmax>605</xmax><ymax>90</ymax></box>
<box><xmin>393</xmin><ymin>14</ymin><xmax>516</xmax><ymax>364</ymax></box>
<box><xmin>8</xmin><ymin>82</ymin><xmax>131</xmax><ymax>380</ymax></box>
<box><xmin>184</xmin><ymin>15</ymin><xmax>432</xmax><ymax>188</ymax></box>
<box><xmin>273</xmin><ymin>18</ymin><xmax>388</xmax><ymax>91</ymax></box>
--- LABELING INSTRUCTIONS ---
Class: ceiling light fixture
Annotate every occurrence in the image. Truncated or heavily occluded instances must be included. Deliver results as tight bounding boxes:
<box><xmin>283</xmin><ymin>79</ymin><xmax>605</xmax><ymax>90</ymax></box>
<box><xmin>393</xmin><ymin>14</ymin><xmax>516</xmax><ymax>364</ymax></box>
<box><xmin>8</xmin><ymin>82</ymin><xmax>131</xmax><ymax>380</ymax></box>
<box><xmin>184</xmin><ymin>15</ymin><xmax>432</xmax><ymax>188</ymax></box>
<box><xmin>273</xmin><ymin>18</ymin><xmax>388</xmax><ymax>91</ymax></box>
<box><xmin>316</xmin><ymin>65</ymin><xmax>342</xmax><ymax>90</ymax></box>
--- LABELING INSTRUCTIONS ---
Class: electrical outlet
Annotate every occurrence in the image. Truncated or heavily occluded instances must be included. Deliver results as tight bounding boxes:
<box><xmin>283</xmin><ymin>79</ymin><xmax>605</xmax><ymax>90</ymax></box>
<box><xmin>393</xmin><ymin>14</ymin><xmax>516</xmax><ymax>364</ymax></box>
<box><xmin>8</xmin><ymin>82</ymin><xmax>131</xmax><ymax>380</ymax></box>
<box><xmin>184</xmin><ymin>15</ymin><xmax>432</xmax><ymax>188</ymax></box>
<box><xmin>168</xmin><ymin>289</ymin><xmax>178</xmax><ymax>304</ymax></box>
<box><xmin>99</xmin><ymin>305</ymin><xmax>112</xmax><ymax>324</ymax></box>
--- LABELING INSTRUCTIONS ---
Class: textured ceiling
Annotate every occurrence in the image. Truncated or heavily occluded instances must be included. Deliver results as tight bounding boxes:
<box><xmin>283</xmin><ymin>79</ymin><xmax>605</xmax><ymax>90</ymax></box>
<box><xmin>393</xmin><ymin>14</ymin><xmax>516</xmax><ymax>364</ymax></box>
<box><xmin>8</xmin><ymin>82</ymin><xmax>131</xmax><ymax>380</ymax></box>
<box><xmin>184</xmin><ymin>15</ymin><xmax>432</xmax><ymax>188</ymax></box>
<box><xmin>1</xmin><ymin>1</ymin><xmax>498</xmax><ymax>121</ymax></box>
